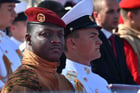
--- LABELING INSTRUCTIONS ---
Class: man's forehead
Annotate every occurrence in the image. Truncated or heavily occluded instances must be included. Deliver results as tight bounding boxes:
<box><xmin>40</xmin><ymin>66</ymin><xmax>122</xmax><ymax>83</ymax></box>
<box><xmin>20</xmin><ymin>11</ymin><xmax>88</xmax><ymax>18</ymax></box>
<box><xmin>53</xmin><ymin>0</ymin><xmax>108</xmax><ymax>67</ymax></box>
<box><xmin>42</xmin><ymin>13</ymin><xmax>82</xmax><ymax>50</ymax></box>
<box><xmin>42</xmin><ymin>25</ymin><xmax>64</xmax><ymax>31</ymax></box>
<box><xmin>104</xmin><ymin>0</ymin><xmax>119</xmax><ymax>7</ymax></box>
<box><xmin>80</xmin><ymin>28</ymin><xmax>98</xmax><ymax>32</ymax></box>
<box><xmin>32</xmin><ymin>23</ymin><xmax>64</xmax><ymax>32</ymax></box>
<box><xmin>2</xmin><ymin>3</ymin><xmax>15</xmax><ymax>7</ymax></box>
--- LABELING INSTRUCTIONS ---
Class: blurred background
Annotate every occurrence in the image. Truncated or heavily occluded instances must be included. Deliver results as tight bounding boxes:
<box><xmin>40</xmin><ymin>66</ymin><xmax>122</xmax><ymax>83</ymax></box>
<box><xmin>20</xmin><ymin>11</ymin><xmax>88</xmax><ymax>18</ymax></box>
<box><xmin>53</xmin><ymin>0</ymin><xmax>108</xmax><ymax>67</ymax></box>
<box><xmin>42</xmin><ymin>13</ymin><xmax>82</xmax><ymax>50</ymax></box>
<box><xmin>20</xmin><ymin>0</ymin><xmax>82</xmax><ymax>8</ymax></box>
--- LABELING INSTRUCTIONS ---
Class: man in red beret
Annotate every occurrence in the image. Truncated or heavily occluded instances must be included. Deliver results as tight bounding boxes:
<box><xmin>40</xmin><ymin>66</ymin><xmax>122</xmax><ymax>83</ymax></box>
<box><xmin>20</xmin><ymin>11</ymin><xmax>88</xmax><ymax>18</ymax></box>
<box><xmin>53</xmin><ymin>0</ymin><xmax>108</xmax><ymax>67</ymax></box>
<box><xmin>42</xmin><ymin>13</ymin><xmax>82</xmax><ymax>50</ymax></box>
<box><xmin>1</xmin><ymin>7</ymin><xmax>74</xmax><ymax>93</ymax></box>
<box><xmin>117</xmin><ymin>0</ymin><xmax>140</xmax><ymax>84</ymax></box>
<box><xmin>0</xmin><ymin>0</ymin><xmax>21</xmax><ymax>91</ymax></box>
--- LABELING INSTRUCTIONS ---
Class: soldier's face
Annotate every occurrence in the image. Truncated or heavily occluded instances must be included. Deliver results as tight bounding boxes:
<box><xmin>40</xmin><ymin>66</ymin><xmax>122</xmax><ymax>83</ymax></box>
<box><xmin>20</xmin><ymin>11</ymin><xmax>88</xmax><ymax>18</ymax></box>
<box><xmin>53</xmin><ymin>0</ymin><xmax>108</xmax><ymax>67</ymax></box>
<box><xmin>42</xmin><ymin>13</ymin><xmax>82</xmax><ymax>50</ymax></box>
<box><xmin>131</xmin><ymin>9</ymin><xmax>140</xmax><ymax>31</ymax></box>
<box><xmin>29</xmin><ymin>24</ymin><xmax>64</xmax><ymax>62</ymax></box>
<box><xmin>0</xmin><ymin>3</ymin><xmax>17</xmax><ymax>30</ymax></box>
<box><xmin>72</xmin><ymin>28</ymin><xmax>102</xmax><ymax>62</ymax></box>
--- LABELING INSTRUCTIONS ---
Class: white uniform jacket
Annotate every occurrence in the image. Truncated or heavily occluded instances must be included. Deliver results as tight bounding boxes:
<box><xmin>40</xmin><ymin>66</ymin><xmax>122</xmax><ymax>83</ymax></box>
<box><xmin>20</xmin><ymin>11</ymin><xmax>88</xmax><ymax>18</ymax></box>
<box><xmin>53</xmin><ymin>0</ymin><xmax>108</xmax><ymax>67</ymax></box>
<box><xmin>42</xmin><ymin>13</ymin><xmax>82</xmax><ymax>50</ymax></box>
<box><xmin>0</xmin><ymin>30</ymin><xmax>21</xmax><ymax>89</ymax></box>
<box><xmin>62</xmin><ymin>59</ymin><xmax>111</xmax><ymax>93</ymax></box>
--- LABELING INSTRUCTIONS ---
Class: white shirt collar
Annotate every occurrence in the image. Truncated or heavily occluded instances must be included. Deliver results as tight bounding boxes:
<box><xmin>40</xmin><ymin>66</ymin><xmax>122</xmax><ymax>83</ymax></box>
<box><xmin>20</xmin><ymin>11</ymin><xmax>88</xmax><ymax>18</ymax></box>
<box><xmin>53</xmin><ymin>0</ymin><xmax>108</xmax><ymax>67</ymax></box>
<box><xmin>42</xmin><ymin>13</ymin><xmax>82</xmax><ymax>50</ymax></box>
<box><xmin>101</xmin><ymin>28</ymin><xmax>112</xmax><ymax>39</ymax></box>
<box><xmin>0</xmin><ymin>30</ymin><xmax>6</xmax><ymax>36</ymax></box>
<box><xmin>19</xmin><ymin>41</ymin><xmax>26</xmax><ymax>51</ymax></box>
<box><xmin>10</xmin><ymin>37</ymin><xmax>23</xmax><ymax>47</ymax></box>
<box><xmin>65</xmin><ymin>59</ymin><xmax>91</xmax><ymax>75</ymax></box>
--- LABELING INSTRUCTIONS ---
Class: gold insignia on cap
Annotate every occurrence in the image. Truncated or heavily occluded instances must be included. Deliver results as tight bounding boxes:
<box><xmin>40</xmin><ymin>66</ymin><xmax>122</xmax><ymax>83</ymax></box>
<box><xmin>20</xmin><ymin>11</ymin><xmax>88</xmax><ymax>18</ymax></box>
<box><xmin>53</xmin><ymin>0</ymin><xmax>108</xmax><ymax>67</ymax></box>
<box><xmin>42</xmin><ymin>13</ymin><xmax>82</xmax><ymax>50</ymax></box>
<box><xmin>37</xmin><ymin>13</ymin><xmax>45</xmax><ymax>22</ymax></box>
<box><xmin>89</xmin><ymin>16</ymin><xmax>94</xmax><ymax>22</ymax></box>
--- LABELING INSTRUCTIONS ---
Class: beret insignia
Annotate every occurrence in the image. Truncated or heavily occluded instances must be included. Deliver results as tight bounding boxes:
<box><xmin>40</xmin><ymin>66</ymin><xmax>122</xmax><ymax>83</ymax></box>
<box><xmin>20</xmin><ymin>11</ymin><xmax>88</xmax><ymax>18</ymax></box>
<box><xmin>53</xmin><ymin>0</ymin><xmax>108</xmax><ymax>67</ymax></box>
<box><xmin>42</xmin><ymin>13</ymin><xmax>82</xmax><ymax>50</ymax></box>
<box><xmin>37</xmin><ymin>13</ymin><xmax>45</xmax><ymax>22</ymax></box>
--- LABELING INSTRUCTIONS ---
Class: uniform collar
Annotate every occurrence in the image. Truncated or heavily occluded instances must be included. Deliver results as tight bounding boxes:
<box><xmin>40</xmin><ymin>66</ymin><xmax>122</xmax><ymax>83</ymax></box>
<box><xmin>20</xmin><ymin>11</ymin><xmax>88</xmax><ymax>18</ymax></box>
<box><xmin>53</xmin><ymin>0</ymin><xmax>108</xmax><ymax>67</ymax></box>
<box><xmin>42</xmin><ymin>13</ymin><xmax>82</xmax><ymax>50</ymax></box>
<box><xmin>0</xmin><ymin>30</ymin><xmax>7</xmax><ymax>37</ymax></box>
<box><xmin>65</xmin><ymin>59</ymin><xmax>91</xmax><ymax>75</ymax></box>
<box><xmin>118</xmin><ymin>24</ymin><xmax>140</xmax><ymax>38</ymax></box>
<box><xmin>10</xmin><ymin>37</ymin><xmax>23</xmax><ymax>47</ymax></box>
<box><xmin>22</xmin><ymin>49</ymin><xmax>59</xmax><ymax>73</ymax></box>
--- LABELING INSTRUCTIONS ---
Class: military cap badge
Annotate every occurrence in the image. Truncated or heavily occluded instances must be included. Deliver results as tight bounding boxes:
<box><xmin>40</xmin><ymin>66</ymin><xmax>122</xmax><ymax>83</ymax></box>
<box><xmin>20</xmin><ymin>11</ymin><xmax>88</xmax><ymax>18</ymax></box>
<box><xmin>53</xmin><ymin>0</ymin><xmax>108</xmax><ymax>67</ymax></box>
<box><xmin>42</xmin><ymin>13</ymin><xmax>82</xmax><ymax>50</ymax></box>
<box><xmin>37</xmin><ymin>13</ymin><xmax>45</xmax><ymax>22</ymax></box>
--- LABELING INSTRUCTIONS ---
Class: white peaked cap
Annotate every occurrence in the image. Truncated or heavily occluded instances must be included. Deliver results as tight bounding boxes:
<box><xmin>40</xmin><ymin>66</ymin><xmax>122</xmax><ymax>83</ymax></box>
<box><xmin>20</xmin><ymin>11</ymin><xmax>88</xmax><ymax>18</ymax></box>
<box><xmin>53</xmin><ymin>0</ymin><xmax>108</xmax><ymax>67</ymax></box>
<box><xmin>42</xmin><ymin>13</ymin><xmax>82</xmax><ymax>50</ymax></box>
<box><xmin>15</xmin><ymin>1</ymin><xmax>27</xmax><ymax>14</ymax></box>
<box><xmin>62</xmin><ymin>0</ymin><xmax>94</xmax><ymax>25</ymax></box>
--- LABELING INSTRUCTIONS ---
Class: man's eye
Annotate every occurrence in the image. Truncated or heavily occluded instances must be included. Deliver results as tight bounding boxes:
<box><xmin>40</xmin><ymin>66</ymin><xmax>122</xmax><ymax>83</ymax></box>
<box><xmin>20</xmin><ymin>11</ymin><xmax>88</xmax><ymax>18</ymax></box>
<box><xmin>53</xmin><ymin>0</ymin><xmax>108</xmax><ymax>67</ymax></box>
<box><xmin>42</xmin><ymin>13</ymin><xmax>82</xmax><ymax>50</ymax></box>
<box><xmin>8</xmin><ymin>9</ymin><xmax>12</xmax><ymax>12</ymax></box>
<box><xmin>90</xmin><ymin>36</ymin><xmax>95</xmax><ymax>38</ymax></box>
<box><xmin>39</xmin><ymin>32</ymin><xmax>49</xmax><ymax>37</ymax></box>
<box><xmin>107</xmin><ymin>10</ymin><xmax>114</xmax><ymax>14</ymax></box>
<box><xmin>58</xmin><ymin>33</ymin><xmax>64</xmax><ymax>37</ymax></box>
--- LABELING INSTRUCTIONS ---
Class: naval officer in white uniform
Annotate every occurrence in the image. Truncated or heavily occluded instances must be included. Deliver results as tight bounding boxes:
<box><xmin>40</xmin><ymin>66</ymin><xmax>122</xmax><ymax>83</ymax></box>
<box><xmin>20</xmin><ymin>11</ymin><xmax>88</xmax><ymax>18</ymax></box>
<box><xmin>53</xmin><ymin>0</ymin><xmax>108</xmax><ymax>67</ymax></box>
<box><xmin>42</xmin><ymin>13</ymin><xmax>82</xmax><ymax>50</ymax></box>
<box><xmin>0</xmin><ymin>0</ymin><xmax>22</xmax><ymax>90</ymax></box>
<box><xmin>61</xmin><ymin>0</ymin><xmax>111</xmax><ymax>93</ymax></box>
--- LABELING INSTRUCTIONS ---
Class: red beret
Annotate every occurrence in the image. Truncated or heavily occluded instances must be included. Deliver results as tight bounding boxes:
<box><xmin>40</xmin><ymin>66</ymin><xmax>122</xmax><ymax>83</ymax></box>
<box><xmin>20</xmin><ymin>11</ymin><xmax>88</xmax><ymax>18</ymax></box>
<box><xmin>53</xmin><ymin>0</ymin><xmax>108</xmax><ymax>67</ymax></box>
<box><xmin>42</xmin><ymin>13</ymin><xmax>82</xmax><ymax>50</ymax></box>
<box><xmin>119</xmin><ymin>15</ymin><xmax>124</xmax><ymax>24</ymax></box>
<box><xmin>119</xmin><ymin>0</ymin><xmax>140</xmax><ymax>9</ymax></box>
<box><xmin>25</xmin><ymin>7</ymin><xmax>66</xmax><ymax>28</ymax></box>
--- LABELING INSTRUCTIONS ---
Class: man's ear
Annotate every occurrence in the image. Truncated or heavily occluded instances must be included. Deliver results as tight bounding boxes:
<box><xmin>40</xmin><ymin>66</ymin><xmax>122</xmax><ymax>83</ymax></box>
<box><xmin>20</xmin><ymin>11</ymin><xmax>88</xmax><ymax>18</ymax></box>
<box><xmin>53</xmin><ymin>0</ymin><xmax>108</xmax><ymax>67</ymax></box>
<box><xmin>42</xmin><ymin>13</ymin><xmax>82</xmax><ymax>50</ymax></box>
<box><xmin>127</xmin><ymin>11</ymin><xmax>136</xmax><ymax>24</ymax></box>
<box><xmin>25</xmin><ymin>34</ymin><xmax>31</xmax><ymax>45</ymax></box>
<box><xmin>93</xmin><ymin>12</ymin><xmax>98</xmax><ymax>19</ymax></box>
<box><xmin>10</xmin><ymin>25</ymin><xmax>15</xmax><ymax>33</ymax></box>
<box><xmin>66</xmin><ymin>38</ymin><xmax>76</xmax><ymax>50</ymax></box>
<box><xmin>127</xmin><ymin>11</ymin><xmax>133</xmax><ymax>20</ymax></box>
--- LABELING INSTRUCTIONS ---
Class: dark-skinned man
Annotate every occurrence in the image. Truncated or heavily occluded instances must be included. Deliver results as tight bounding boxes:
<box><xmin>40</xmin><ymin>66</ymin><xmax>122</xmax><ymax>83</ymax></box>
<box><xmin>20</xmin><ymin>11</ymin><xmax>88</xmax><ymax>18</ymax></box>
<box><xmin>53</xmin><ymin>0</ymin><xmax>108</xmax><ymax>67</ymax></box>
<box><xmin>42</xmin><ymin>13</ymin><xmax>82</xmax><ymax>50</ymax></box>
<box><xmin>1</xmin><ymin>7</ymin><xmax>74</xmax><ymax>93</ymax></box>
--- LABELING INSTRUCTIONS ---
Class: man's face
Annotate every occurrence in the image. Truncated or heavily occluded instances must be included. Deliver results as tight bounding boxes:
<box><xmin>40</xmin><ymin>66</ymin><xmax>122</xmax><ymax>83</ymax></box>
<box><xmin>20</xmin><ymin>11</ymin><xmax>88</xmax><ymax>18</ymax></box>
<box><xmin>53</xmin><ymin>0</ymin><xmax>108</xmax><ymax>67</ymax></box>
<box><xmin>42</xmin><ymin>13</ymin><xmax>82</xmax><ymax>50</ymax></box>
<box><xmin>74</xmin><ymin>28</ymin><xmax>102</xmax><ymax>61</ymax></box>
<box><xmin>131</xmin><ymin>10</ymin><xmax>140</xmax><ymax>31</ymax></box>
<box><xmin>30</xmin><ymin>24</ymin><xmax>64</xmax><ymax>62</ymax></box>
<box><xmin>0</xmin><ymin>3</ymin><xmax>17</xmax><ymax>30</ymax></box>
<box><xmin>11</xmin><ymin>21</ymin><xmax>27</xmax><ymax>42</ymax></box>
<box><xmin>96</xmin><ymin>0</ymin><xmax>120</xmax><ymax>31</ymax></box>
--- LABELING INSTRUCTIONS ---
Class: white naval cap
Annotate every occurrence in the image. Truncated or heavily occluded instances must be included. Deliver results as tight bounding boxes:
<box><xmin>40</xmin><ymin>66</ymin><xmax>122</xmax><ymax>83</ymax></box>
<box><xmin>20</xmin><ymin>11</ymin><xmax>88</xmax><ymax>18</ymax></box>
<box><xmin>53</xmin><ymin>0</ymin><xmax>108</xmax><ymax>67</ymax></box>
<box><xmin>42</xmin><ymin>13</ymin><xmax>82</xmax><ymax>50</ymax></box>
<box><xmin>15</xmin><ymin>1</ymin><xmax>27</xmax><ymax>14</ymax></box>
<box><xmin>62</xmin><ymin>0</ymin><xmax>101</xmax><ymax>37</ymax></box>
<box><xmin>13</xmin><ymin>1</ymin><xmax>27</xmax><ymax>23</ymax></box>
<box><xmin>62</xmin><ymin>0</ymin><xmax>94</xmax><ymax>25</ymax></box>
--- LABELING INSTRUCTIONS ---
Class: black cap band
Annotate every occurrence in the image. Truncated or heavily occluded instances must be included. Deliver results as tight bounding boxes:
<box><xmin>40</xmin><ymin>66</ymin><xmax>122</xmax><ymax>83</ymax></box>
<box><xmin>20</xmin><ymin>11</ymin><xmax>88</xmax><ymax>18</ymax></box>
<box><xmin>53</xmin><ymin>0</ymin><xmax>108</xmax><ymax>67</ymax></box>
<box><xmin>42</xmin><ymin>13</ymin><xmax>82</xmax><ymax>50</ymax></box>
<box><xmin>65</xmin><ymin>15</ymin><xmax>101</xmax><ymax>37</ymax></box>
<box><xmin>14</xmin><ymin>12</ymin><xmax>27</xmax><ymax>23</ymax></box>
<box><xmin>0</xmin><ymin>0</ymin><xmax>20</xmax><ymax>3</ymax></box>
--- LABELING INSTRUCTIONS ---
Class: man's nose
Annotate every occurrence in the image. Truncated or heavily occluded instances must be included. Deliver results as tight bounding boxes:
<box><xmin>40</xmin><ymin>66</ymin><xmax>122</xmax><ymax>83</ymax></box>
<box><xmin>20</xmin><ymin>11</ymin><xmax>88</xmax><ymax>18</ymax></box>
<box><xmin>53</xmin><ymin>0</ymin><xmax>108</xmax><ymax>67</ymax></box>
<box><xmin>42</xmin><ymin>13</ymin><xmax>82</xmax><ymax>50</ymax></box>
<box><xmin>12</xmin><ymin>10</ymin><xmax>17</xmax><ymax>18</ymax></box>
<box><xmin>51</xmin><ymin>35</ymin><xmax>61</xmax><ymax>43</ymax></box>
<box><xmin>97</xmin><ymin>37</ymin><xmax>102</xmax><ymax>45</ymax></box>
